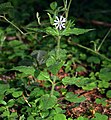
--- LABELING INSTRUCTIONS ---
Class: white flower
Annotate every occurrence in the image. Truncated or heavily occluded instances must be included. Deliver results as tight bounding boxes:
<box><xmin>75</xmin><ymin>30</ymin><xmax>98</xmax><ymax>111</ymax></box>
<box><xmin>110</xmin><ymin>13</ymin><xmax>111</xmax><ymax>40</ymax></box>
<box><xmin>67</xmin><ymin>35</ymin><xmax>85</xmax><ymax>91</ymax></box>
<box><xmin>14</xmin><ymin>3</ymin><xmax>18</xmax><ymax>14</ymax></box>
<box><xmin>53</xmin><ymin>16</ymin><xmax>66</xmax><ymax>30</ymax></box>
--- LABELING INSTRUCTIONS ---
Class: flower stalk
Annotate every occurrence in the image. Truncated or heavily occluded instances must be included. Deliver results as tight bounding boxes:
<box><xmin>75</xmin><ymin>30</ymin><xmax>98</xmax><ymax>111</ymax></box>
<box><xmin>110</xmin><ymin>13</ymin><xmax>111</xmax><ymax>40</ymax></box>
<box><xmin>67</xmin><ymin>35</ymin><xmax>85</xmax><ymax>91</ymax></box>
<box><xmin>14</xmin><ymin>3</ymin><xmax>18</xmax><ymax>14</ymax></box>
<box><xmin>56</xmin><ymin>35</ymin><xmax>61</xmax><ymax>60</ymax></box>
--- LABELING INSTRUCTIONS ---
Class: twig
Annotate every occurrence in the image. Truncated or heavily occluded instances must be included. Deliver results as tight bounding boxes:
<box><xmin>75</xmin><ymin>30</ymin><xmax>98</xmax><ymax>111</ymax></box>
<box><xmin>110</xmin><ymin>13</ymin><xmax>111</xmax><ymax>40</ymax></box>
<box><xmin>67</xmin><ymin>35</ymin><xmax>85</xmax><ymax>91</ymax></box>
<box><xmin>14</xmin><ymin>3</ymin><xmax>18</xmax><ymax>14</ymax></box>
<box><xmin>0</xmin><ymin>15</ymin><xmax>26</xmax><ymax>35</ymax></box>
<box><xmin>68</xmin><ymin>39</ymin><xmax>111</xmax><ymax>62</ymax></box>
<box><xmin>97</xmin><ymin>28</ymin><xmax>111</xmax><ymax>51</ymax></box>
<box><xmin>22</xmin><ymin>94</ymin><xmax>31</xmax><ymax>107</ymax></box>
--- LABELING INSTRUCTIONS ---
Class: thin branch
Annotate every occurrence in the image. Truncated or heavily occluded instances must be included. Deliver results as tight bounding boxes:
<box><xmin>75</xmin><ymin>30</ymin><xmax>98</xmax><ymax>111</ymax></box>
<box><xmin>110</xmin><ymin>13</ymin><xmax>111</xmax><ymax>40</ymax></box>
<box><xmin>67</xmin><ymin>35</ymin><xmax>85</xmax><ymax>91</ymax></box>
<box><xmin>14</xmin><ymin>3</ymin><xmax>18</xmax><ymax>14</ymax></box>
<box><xmin>97</xmin><ymin>28</ymin><xmax>111</xmax><ymax>51</ymax></box>
<box><xmin>68</xmin><ymin>39</ymin><xmax>111</xmax><ymax>62</ymax></box>
<box><xmin>0</xmin><ymin>15</ymin><xmax>26</xmax><ymax>35</ymax></box>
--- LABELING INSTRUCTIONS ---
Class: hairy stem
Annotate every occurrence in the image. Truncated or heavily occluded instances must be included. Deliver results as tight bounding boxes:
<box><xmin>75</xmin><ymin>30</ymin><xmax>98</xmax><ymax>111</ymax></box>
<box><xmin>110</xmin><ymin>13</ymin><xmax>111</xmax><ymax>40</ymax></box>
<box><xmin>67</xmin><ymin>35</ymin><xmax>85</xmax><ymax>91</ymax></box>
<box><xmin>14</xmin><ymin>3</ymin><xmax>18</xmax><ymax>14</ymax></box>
<box><xmin>66</xmin><ymin>0</ymin><xmax>72</xmax><ymax>19</ymax></box>
<box><xmin>56</xmin><ymin>36</ymin><xmax>61</xmax><ymax>60</ymax></box>
<box><xmin>50</xmin><ymin>76</ymin><xmax>56</xmax><ymax>96</ymax></box>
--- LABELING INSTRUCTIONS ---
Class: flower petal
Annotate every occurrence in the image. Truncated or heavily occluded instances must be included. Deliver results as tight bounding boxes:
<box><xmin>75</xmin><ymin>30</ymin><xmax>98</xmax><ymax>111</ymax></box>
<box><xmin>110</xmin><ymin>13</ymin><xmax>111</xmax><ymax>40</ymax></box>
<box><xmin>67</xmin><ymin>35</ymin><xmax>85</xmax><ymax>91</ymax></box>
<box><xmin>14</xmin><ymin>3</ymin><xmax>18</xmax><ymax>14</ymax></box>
<box><xmin>53</xmin><ymin>22</ymin><xmax>58</xmax><ymax>26</ymax></box>
<box><xmin>56</xmin><ymin>16</ymin><xmax>59</xmax><ymax>21</ymax></box>
<box><xmin>59</xmin><ymin>25</ymin><xmax>62</xmax><ymax>30</ymax></box>
<box><xmin>60</xmin><ymin>16</ymin><xmax>63</xmax><ymax>21</ymax></box>
<box><xmin>62</xmin><ymin>18</ymin><xmax>66</xmax><ymax>23</ymax></box>
<box><xmin>53</xmin><ymin>15</ymin><xmax>66</xmax><ymax>30</ymax></box>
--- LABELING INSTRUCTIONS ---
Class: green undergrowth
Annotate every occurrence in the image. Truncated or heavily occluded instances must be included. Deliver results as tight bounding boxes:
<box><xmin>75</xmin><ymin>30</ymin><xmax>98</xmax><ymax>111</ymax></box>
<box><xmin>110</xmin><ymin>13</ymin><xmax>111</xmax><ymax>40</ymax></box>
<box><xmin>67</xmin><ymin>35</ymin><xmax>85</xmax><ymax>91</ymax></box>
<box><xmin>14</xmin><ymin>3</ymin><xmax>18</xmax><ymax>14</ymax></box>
<box><xmin>0</xmin><ymin>0</ymin><xmax>111</xmax><ymax>120</ymax></box>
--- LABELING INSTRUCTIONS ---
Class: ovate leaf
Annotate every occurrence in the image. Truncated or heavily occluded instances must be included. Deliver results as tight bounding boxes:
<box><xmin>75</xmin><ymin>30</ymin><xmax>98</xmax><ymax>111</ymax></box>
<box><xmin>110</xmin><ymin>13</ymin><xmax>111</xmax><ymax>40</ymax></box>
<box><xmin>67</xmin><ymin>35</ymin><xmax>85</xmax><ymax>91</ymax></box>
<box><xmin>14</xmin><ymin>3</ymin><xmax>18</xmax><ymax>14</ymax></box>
<box><xmin>106</xmin><ymin>90</ymin><xmax>111</xmax><ymax>98</ymax></box>
<box><xmin>95</xmin><ymin>98</ymin><xmax>107</xmax><ymax>106</ymax></box>
<box><xmin>0</xmin><ymin>100</ymin><xmax>7</xmax><ymax>105</ymax></box>
<box><xmin>91</xmin><ymin>113</ymin><xmax>108</xmax><ymax>120</ymax></box>
<box><xmin>11</xmin><ymin>66</ymin><xmax>35</xmax><ymax>76</ymax></box>
<box><xmin>0</xmin><ymin>83</ymin><xmax>9</xmax><ymax>100</ymax></box>
<box><xmin>27</xmin><ymin>116</ymin><xmax>34</xmax><ymax>120</ymax></box>
<box><xmin>62</xmin><ymin>77</ymin><xmax>76</xmax><ymax>85</ymax></box>
<box><xmin>50</xmin><ymin>2</ymin><xmax>57</xmax><ymax>10</ymax></box>
<box><xmin>76</xmin><ymin>116</ymin><xmax>88</xmax><ymax>120</ymax></box>
<box><xmin>65</xmin><ymin>92</ymin><xmax>86</xmax><ymax>103</ymax></box>
<box><xmin>48</xmin><ymin>61</ymin><xmax>64</xmax><ymax>75</ymax></box>
<box><xmin>54</xmin><ymin>114</ymin><xmax>66</xmax><ymax>120</ymax></box>
<box><xmin>39</xmin><ymin>94</ymin><xmax>57</xmax><ymax>110</ymax></box>
<box><xmin>46</xmin><ymin>27</ymin><xmax>59</xmax><ymax>36</ymax></box>
<box><xmin>37</xmin><ymin>71</ymin><xmax>50</xmax><ymax>81</ymax></box>
<box><xmin>99</xmin><ymin>68</ymin><xmax>111</xmax><ymax>81</ymax></box>
<box><xmin>46</xmin><ymin>55</ymin><xmax>56</xmax><ymax>67</ymax></box>
<box><xmin>82</xmin><ymin>82</ymin><xmax>97</xmax><ymax>90</ymax></box>
<box><xmin>12</xmin><ymin>91</ymin><xmax>22</xmax><ymax>98</ymax></box>
<box><xmin>61</xmin><ymin>28</ymin><xmax>93</xmax><ymax>36</ymax></box>
<box><xmin>2</xmin><ymin>110</ymin><xmax>10</xmax><ymax>117</ymax></box>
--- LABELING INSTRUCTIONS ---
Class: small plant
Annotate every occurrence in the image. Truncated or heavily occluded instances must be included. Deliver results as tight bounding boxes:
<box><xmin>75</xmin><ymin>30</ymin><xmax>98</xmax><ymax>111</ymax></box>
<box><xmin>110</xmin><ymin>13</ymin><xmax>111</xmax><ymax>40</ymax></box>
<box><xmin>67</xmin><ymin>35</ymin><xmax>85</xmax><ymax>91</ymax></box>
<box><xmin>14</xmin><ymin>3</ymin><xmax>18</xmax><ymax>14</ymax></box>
<box><xmin>0</xmin><ymin>0</ymin><xmax>110</xmax><ymax>119</ymax></box>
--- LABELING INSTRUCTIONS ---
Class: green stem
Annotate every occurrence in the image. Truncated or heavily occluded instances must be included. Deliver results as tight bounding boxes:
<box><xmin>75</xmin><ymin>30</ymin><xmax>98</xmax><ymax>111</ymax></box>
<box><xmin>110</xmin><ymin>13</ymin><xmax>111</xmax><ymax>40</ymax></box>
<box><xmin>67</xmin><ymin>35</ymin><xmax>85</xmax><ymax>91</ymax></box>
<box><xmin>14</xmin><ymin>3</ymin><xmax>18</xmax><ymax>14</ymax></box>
<box><xmin>68</xmin><ymin>40</ymin><xmax>111</xmax><ymax>62</ymax></box>
<box><xmin>0</xmin><ymin>15</ymin><xmax>25</xmax><ymax>35</ymax></box>
<box><xmin>56</xmin><ymin>36</ymin><xmax>61</xmax><ymax>60</ymax></box>
<box><xmin>97</xmin><ymin>28</ymin><xmax>111</xmax><ymax>52</ymax></box>
<box><xmin>50</xmin><ymin>76</ymin><xmax>56</xmax><ymax>96</ymax></box>
<box><xmin>66</xmin><ymin>0</ymin><xmax>72</xmax><ymax>19</ymax></box>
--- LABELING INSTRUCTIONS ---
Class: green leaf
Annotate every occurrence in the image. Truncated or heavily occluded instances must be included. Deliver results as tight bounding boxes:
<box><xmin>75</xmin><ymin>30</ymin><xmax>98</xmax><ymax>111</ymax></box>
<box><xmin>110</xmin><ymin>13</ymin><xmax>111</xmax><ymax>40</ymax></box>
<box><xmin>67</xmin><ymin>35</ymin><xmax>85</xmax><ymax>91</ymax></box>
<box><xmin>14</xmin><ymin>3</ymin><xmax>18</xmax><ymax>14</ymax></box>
<box><xmin>27</xmin><ymin>116</ymin><xmax>35</xmax><ymax>120</ymax></box>
<box><xmin>46</xmin><ymin>49</ymin><xmax>67</xmax><ymax>67</ymax></box>
<box><xmin>62</xmin><ymin>77</ymin><xmax>76</xmax><ymax>85</ymax></box>
<box><xmin>91</xmin><ymin>113</ymin><xmax>108</xmax><ymax>120</ymax></box>
<box><xmin>87</xmin><ymin>56</ymin><xmax>100</xmax><ymax>64</ymax></box>
<box><xmin>40</xmin><ymin>110</ymin><xmax>49</xmax><ymax>118</ymax></box>
<box><xmin>46</xmin><ymin>55</ymin><xmax>56</xmax><ymax>67</ymax></box>
<box><xmin>0</xmin><ymin>106</ymin><xmax>6</xmax><ymax>112</ymax></box>
<box><xmin>39</xmin><ymin>94</ymin><xmax>57</xmax><ymax>110</ymax></box>
<box><xmin>0</xmin><ymin>83</ymin><xmax>9</xmax><ymax>93</ymax></box>
<box><xmin>99</xmin><ymin>68</ymin><xmax>111</xmax><ymax>81</ymax></box>
<box><xmin>48</xmin><ymin>61</ymin><xmax>64</xmax><ymax>75</ymax></box>
<box><xmin>76</xmin><ymin>66</ymin><xmax>86</xmax><ymax>72</ymax></box>
<box><xmin>0</xmin><ymin>100</ymin><xmax>7</xmax><ymax>105</ymax></box>
<box><xmin>54</xmin><ymin>107</ymin><xmax>63</xmax><ymax>113</ymax></box>
<box><xmin>5</xmin><ymin>88</ymin><xmax>15</xmax><ymax>95</ymax></box>
<box><xmin>75</xmin><ymin>77</ymin><xmax>95</xmax><ymax>88</ymax></box>
<box><xmin>7</xmin><ymin>99</ymin><xmax>15</xmax><ymax>107</ymax></box>
<box><xmin>82</xmin><ymin>82</ymin><xmax>97</xmax><ymax>90</ymax></box>
<box><xmin>26</xmin><ymin>27</ymin><xmax>44</xmax><ymax>33</ymax></box>
<box><xmin>2</xmin><ymin>110</ymin><xmax>10</xmax><ymax>117</ymax></box>
<box><xmin>46</xmin><ymin>27</ymin><xmax>59</xmax><ymax>36</ymax></box>
<box><xmin>62</xmin><ymin>76</ymin><xmax>95</xmax><ymax>89</ymax></box>
<box><xmin>11</xmin><ymin>66</ymin><xmax>35</xmax><ymax>76</ymax></box>
<box><xmin>0</xmin><ymin>83</ymin><xmax>9</xmax><ymax>100</ymax></box>
<box><xmin>30</xmin><ymin>88</ymin><xmax>44</xmax><ymax>98</ymax></box>
<box><xmin>12</xmin><ymin>91</ymin><xmax>22</xmax><ymax>98</ymax></box>
<box><xmin>106</xmin><ymin>90</ymin><xmax>111</xmax><ymax>98</ymax></box>
<box><xmin>54</xmin><ymin>114</ymin><xmax>66</xmax><ymax>120</ymax></box>
<box><xmin>50</xmin><ymin>2</ymin><xmax>57</xmax><ymax>10</ymax></box>
<box><xmin>68</xmin><ymin>118</ymin><xmax>73</xmax><ymax>120</ymax></box>
<box><xmin>95</xmin><ymin>98</ymin><xmax>107</xmax><ymax>106</ymax></box>
<box><xmin>10</xmin><ymin>112</ymin><xmax>17</xmax><ymax>118</ymax></box>
<box><xmin>65</xmin><ymin>92</ymin><xmax>86</xmax><ymax>103</ymax></box>
<box><xmin>37</xmin><ymin>71</ymin><xmax>50</xmax><ymax>81</ymax></box>
<box><xmin>61</xmin><ymin>28</ymin><xmax>93</xmax><ymax>36</ymax></box>
<box><xmin>98</xmin><ymin>81</ymin><xmax>109</xmax><ymax>88</ymax></box>
<box><xmin>47</xmin><ymin>13</ymin><xmax>54</xmax><ymax>25</ymax></box>
<box><xmin>76</xmin><ymin>116</ymin><xmax>88</xmax><ymax>120</ymax></box>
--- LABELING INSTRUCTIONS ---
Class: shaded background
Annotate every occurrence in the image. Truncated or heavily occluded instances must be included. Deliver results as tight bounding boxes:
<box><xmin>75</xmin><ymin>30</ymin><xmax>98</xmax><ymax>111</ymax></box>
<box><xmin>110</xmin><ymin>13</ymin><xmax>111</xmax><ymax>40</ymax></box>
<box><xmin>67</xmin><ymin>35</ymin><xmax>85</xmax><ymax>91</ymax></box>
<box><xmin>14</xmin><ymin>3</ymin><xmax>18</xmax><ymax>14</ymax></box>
<box><xmin>1</xmin><ymin>0</ymin><xmax>111</xmax><ymax>27</ymax></box>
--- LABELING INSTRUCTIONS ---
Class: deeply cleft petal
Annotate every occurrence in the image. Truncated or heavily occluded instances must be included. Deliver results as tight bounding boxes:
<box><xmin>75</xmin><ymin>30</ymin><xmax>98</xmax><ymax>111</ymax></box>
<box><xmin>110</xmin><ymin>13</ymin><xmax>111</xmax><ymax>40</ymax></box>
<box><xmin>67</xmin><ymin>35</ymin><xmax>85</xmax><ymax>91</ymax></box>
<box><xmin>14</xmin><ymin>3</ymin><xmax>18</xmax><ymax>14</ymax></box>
<box><xmin>53</xmin><ymin>15</ymin><xmax>66</xmax><ymax>30</ymax></box>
